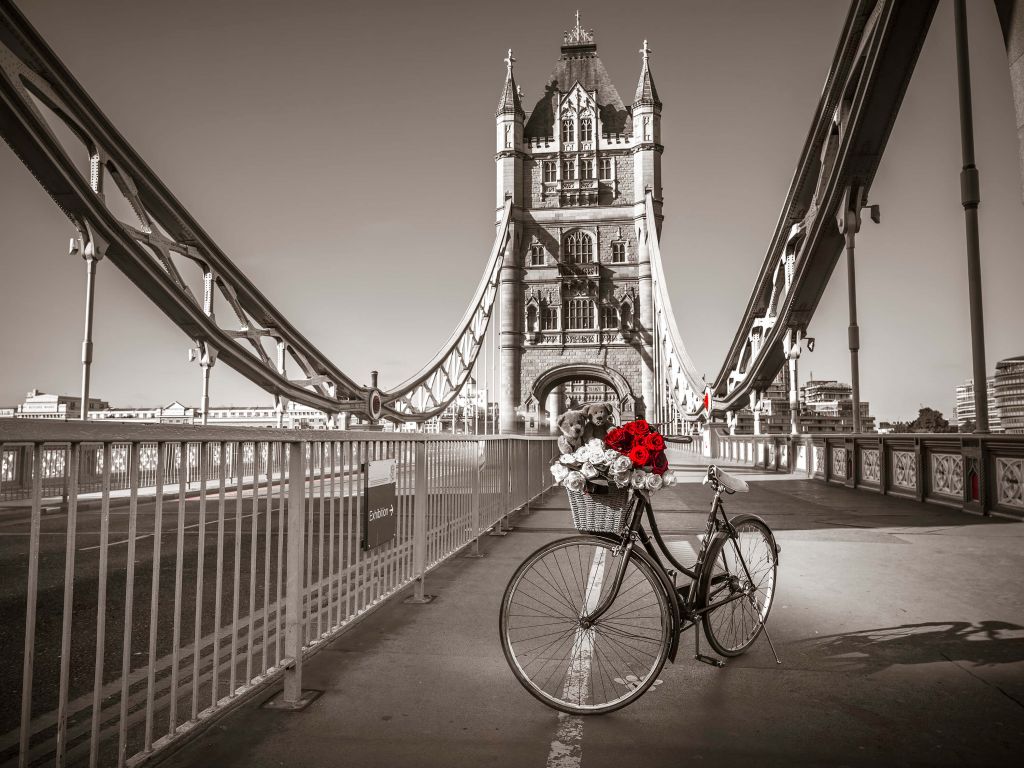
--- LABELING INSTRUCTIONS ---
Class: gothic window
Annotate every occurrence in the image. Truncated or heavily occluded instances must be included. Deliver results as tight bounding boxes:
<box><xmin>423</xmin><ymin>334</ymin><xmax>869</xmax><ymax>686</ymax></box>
<box><xmin>611</xmin><ymin>242</ymin><xmax>626</xmax><ymax>263</ymax></box>
<box><xmin>599</xmin><ymin>158</ymin><xmax>613</xmax><ymax>180</ymax></box>
<box><xmin>620</xmin><ymin>301</ymin><xmax>633</xmax><ymax>328</ymax></box>
<box><xmin>529</xmin><ymin>244</ymin><xmax>545</xmax><ymax>266</ymax></box>
<box><xmin>561</xmin><ymin>118</ymin><xmax>575</xmax><ymax>144</ymax></box>
<box><xmin>543</xmin><ymin>161</ymin><xmax>557</xmax><ymax>183</ymax></box>
<box><xmin>601</xmin><ymin>305</ymin><xmax>618</xmax><ymax>328</ymax></box>
<box><xmin>580</xmin><ymin>117</ymin><xmax>593</xmax><ymax>142</ymax></box>
<box><xmin>543</xmin><ymin>306</ymin><xmax>559</xmax><ymax>330</ymax></box>
<box><xmin>580</xmin><ymin>159</ymin><xmax>594</xmax><ymax>180</ymax></box>
<box><xmin>568</xmin><ymin>299</ymin><xmax>595</xmax><ymax>330</ymax></box>
<box><xmin>561</xmin><ymin>159</ymin><xmax>576</xmax><ymax>180</ymax></box>
<box><xmin>565</xmin><ymin>231</ymin><xmax>593</xmax><ymax>263</ymax></box>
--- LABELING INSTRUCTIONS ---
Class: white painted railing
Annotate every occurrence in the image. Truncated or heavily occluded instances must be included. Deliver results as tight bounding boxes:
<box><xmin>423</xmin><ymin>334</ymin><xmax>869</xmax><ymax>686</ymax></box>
<box><xmin>0</xmin><ymin>421</ymin><xmax>555</xmax><ymax>768</ymax></box>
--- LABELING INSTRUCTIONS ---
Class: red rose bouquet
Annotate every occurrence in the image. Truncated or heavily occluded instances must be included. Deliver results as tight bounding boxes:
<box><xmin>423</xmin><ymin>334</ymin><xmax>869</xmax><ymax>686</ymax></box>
<box><xmin>550</xmin><ymin>419</ymin><xmax>678</xmax><ymax>494</ymax></box>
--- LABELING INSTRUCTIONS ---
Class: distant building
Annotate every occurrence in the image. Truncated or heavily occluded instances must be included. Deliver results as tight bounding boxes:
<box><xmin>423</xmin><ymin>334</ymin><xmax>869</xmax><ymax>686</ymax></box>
<box><xmin>7</xmin><ymin>389</ymin><xmax>342</xmax><ymax>428</ymax></box>
<box><xmin>994</xmin><ymin>356</ymin><xmax>1024</xmax><ymax>434</ymax></box>
<box><xmin>732</xmin><ymin>371</ymin><xmax>875</xmax><ymax>434</ymax></box>
<box><xmin>12</xmin><ymin>389</ymin><xmax>109</xmax><ymax>420</ymax></box>
<box><xmin>954</xmin><ymin>377</ymin><xmax>1001</xmax><ymax>432</ymax></box>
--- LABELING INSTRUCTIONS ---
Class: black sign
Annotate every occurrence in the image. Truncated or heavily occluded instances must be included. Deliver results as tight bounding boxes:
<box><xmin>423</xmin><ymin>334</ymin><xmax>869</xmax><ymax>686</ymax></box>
<box><xmin>362</xmin><ymin>458</ymin><xmax>397</xmax><ymax>549</ymax></box>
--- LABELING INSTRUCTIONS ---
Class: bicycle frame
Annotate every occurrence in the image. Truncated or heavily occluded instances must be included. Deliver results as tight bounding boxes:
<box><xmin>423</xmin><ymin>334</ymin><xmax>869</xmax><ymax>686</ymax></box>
<box><xmin>582</xmin><ymin>483</ymin><xmax>756</xmax><ymax>631</ymax></box>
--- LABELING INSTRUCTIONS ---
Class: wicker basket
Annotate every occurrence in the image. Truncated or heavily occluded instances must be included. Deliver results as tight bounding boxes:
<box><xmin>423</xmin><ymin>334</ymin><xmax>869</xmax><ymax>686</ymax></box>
<box><xmin>567</xmin><ymin>482</ymin><xmax>630</xmax><ymax>533</ymax></box>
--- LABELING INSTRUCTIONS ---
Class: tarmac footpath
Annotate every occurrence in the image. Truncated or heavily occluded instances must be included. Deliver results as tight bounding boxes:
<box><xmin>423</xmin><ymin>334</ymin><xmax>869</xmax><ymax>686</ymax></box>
<box><xmin>160</xmin><ymin>459</ymin><xmax>1024</xmax><ymax>768</ymax></box>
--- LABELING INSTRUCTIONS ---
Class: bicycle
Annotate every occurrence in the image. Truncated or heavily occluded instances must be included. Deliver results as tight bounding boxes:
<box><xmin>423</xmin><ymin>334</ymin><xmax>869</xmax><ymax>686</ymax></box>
<box><xmin>499</xmin><ymin>458</ymin><xmax>781</xmax><ymax>714</ymax></box>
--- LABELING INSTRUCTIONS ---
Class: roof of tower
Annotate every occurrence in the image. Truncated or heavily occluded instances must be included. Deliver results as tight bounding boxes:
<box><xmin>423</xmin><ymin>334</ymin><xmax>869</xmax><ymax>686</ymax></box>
<box><xmin>634</xmin><ymin>40</ymin><xmax>661</xmax><ymax>108</ymax></box>
<box><xmin>496</xmin><ymin>49</ymin><xmax>525</xmax><ymax>118</ymax></box>
<box><xmin>523</xmin><ymin>13</ymin><xmax>631</xmax><ymax>139</ymax></box>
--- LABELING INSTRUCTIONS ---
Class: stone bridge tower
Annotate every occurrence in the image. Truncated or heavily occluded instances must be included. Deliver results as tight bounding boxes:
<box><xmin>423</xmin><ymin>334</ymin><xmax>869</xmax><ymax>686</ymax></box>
<box><xmin>496</xmin><ymin>15</ymin><xmax>663</xmax><ymax>433</ymax></box>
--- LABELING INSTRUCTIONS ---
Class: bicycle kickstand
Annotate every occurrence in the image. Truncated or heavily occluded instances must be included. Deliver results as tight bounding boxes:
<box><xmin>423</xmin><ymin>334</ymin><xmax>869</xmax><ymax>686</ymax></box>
<box><xmin>694</xmin><ymin>623</ymin><xmax>724</xmax><ymax>668</ymax></box>
<box><xmin>761</xmin><ymin>620</ymin><xmax>783</xmax><ymax>665</ymax></box>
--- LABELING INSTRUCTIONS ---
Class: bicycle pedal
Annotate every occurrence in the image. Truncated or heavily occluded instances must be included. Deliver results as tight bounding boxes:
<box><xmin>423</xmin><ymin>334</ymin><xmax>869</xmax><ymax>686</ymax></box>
<box><xmin>695</xmin><ymin>654</ymin><xmax>725</xmax><ymax>668</ymax></box>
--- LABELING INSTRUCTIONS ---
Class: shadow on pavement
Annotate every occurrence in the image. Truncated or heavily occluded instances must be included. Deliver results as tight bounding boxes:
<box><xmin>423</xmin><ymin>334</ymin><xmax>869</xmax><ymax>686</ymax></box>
<box><xmin>802</xmin><ymin>620</ymin><xmax>1024</xmax><ymax>672</ymax></box>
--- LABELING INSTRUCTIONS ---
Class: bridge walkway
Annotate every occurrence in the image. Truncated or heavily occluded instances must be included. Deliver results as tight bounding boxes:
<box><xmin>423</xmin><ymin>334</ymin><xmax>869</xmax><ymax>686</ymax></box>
<box><xmin>160</xmin><ymin>456</ymin><xmax>1024</xmax><ymax>768</ymax></box>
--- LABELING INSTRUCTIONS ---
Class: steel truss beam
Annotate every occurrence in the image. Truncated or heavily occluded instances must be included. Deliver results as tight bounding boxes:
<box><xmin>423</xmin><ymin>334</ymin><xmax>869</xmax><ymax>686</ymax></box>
<box><xmin>704</xmin><ymin>0</ymin><xmax>938</xmax><ymax>417</ymax></box>
<box><xmin>0</xmin><ymin>1</ymin><xmax>509</xmax><ymax>423</ymax></box>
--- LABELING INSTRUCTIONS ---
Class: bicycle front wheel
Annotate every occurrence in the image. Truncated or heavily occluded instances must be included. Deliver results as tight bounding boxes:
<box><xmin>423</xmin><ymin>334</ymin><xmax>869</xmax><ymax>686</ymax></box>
<box><xmin>700</xmin><ymin>515</ymin><xmax>778</xmax><ymax>657</ymax></box>
<box><xmin>499</xmin><ymin>535</ymin><xmax>671</xmax><ymax>715</ymax></box>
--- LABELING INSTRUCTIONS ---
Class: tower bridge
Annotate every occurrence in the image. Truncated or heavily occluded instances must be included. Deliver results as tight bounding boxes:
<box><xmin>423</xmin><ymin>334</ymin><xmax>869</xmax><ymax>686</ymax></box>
<box><xmin>1</xmin><ymin>2</ymin><xmax>1024</xmax><ymax>766</ymax></box>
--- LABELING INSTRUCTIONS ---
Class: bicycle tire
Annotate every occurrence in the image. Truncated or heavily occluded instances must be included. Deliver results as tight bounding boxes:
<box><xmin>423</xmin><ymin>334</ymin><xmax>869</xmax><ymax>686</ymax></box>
<box><xmin>699</xmin><ymin>515</ymin><xmax>778</xmax><ymax>657</ymax></box>
<box><xmin>499</xmin><ymin>535</ymin><xmax>671</xmax><ymax>715</ymax></box>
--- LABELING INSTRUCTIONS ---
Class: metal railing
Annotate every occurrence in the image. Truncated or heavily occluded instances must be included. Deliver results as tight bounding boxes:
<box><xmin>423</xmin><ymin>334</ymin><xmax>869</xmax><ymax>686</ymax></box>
<box><xmin>0</xmin><ymin>421</ymin><xmax>556</xmax><ymax>768</ymax></box>
<box><xmin>704</xmin><ymin>426</ymin><xmax>1024</xmax><ymax>517</ymax></box>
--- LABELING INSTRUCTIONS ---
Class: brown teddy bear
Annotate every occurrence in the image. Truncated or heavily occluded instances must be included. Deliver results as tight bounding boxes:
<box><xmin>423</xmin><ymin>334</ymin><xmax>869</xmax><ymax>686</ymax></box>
<box><xmin>556</xmin><ymin>409</ymin><xmax>587</xmax><ymax>456</ymax></box>
<box><xmin>580</xmin><ymin>402</ymin><xmax>616</xmax><ymax>444</ymax></box>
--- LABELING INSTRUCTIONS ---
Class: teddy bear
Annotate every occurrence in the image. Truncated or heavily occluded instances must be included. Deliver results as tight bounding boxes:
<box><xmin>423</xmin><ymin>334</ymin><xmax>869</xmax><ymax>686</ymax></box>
<box><xmin>580</xmin><ymin>402</ymin><xmax>616</xmax><ymax>444</ymax></box>
<box><xmin>556</xmin><ymin>408</ymin><xmax>587</xmax><ymax>456</ymax></box>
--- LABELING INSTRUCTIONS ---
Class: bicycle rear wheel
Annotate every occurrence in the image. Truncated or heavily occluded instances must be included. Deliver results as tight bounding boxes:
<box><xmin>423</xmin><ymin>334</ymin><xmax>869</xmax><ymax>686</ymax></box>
<box><xmin>499</xmin><ymin>535</ymin><xmax>671</xmax><ymax>715</ymax></box>
<box><xmin>699</xmin><ymin>515</ymin><xmax>778</xmax><ymax>657</ymax></box>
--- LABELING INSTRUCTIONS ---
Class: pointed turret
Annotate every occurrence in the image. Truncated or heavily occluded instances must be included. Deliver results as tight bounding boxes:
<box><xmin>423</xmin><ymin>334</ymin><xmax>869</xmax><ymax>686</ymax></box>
<box><xmin>495</xmin><ymin>49</ymin><xmax>525</xmax><ymax>209</ymax></box>
<box><xmin>496</xmin><ymin>49</ymin><xmax>525</xmax><ymax>118</ymax></box>
<box><xmin>633</xmin><ymin>39</ymin><xmax>661</xmax><ymax>108</ymax></box>
<box><xmin>632</xmin><ymin>40</ymin><xmax>663</xmax><ymax>208</ymax></box>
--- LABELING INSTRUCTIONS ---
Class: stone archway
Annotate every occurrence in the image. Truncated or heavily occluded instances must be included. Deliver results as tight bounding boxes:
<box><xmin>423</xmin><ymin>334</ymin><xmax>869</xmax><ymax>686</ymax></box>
<box><xmin>526</xmin><ymin>363</ymin><xmax>638</xmax><ymax>432</ymax></box>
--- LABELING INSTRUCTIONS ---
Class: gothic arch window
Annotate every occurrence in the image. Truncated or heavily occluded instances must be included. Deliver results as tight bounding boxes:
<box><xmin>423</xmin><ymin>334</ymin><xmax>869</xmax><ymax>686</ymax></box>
<box><xmin>565</xmin><ymin>231</ymin><xmax>593</xmax><ymax>263</ymax></box>
<box><xmin>568</xmin><ymin>298</ymin><xmax>595</xmax><ymax>329</ymax></box>
<box><xmin>529</xmin><ymin>243</ymin><xmax>545</xmax><ymax>266</ymax></box>
<box><xmin>611</xmin><ymin>242</ymin><xmax>626</xmax><ymax>263</ymax></box>
<box><xmin>561</xmin><ymin>118</ymin><xmax>575</xmax><ymax>144</ymax></box>
<box><xmin>542</xmin><ymin>305</ymin><xmax>559</xmax><ymax>330</ymax></box>
<box><xmin>580</xmin><ymin>117</ymin><xmax>593</xmax><ymax>142</ymax></box>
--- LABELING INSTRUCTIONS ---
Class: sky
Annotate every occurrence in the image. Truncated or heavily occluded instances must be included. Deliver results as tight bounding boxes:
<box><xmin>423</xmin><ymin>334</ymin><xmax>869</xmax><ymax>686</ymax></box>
<box><xmin>0</xmin><ymin>0</ymin><xmax>1021</xmax><ymax>422</ymax></box>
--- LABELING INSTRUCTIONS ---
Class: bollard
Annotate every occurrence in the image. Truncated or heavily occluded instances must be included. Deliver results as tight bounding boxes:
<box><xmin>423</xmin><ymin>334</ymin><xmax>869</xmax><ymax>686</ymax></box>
<box><xmin>405</xmin><ymin>440</ymin><xmax>435</xmax><ymax>602</ymax></box>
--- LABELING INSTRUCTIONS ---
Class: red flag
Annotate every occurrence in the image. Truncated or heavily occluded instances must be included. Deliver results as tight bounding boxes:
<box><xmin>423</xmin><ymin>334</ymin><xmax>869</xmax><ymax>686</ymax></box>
<box><xmin>703</xmin><ymin>387</ymin><xmax>712</xmax><ymax>414</ymax></box>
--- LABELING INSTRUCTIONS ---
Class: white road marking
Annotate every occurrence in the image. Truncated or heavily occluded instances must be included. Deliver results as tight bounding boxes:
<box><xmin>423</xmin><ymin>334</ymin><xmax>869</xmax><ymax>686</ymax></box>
<box><xmin>545</xmin><ymin>546</ymin><xmax>606</xmax><ymax>768</ymax></box>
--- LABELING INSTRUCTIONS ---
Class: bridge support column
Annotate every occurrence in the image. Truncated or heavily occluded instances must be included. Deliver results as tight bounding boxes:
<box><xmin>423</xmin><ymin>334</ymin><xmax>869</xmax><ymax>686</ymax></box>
<box><xmin>78</xmin><ymin>245</ymin><xmax>101</xmax><ymax>421</ymax></box>
<box><xmin>837</xmin><ymin>186</ymin><xmax>865</xmax><ymax>435</ymax></box>
<box><xmin>637</xmin><ymin>218</ymin><xmax>655</xmax><ymax>421</ymax></box>
<box><xmin>955</xmin><ymin>0</ymin><xmax>990</xmax><ymax>434</ymax></box>
<box><xmin>546</xmin><ymin>386</ymin><xmax>563</xmax><ymax>434</ymax></box>
<box><xmin>751</xmin><ymin>390</ymin><xmax>762</xmax><ymax>436</ymax></box>
<box><xmin>499</xmin><ymin>217</ymin><xmax>522</xmax><ymax>433</ymax></box>
<box><xmin>784</xmin><ymin>329</ymin><xmax>802</xmax><ymax>435</ymax></box>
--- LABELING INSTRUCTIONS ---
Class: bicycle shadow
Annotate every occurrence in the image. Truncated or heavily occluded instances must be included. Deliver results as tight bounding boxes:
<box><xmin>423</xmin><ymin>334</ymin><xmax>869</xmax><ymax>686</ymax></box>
<box><xmin>801</xmin><ymin>620</ymin><xmax>1024</xmax><ymax>672</ymax></box>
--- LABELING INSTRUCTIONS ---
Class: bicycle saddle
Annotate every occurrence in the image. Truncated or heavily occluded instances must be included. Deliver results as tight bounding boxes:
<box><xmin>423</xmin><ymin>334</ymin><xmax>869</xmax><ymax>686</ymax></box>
<box><xmin>712</xmin><ymin>466</ymin><xmax>750</xmax><ymax>493</ymax></box>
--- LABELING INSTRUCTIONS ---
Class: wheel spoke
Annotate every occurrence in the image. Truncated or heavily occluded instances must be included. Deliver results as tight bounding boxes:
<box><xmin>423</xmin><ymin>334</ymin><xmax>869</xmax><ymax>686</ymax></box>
<box><xmin>501</xmin><ymin>537</ymin><xmax>670</xmax><ymax>714</ymax></box>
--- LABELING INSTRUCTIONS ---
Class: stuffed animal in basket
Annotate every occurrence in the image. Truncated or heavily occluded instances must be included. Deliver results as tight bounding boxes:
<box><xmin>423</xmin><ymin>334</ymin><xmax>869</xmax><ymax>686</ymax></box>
<box><xmin>556</xmin><ymin>408</ymin><xmax>587</xmax><ymax>456</ymax></box>
<box><xmin>580</xmin><ymin>402</ymin><xmax>616</xmax><ymax>444</ymax></box>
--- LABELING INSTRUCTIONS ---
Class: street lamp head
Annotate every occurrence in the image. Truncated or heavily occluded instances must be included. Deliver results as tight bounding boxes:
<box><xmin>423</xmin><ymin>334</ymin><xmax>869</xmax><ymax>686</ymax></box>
<box><xmin>806</xmin><ymin>337</ymin><xmax>816</xmax><ymax>352</ymax></box>
<box><xmin>868</xmin><ymin>204</ymin><xmax>881</xmax><ymax>224</ymax></box>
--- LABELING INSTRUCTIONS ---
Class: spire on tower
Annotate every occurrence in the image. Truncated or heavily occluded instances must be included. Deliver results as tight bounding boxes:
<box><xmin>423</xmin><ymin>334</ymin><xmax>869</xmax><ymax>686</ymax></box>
<box><xmin>563</xmin><ymin>10</ymin><xmax>595</xmax><ymax>48</ymax></box>
<box><xmin>496</xmin><ymin>48</ymin><xmax>524</xmax><ymax>117</ymax></box>
<box><xmin>634</xmin><ymin>38</ymin><xmax>661</xmax><ymax>108</ymax></box>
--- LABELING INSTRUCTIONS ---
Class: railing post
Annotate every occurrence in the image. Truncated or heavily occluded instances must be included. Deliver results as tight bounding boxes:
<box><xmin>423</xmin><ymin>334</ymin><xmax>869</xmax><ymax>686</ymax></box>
<box><xmin>467</xmin><ymin>442</ymin><xmax>483</xmax><ymax>558</ymax></box>
<box><xmin>282</xmin><ymin>441</ymin><xmax>309</xmax><ymax>707</ymax></box>
<box><xmin>406</xmin><ymin>440</ymin><xmax>435</xmax><ymax>602</ymax></box>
